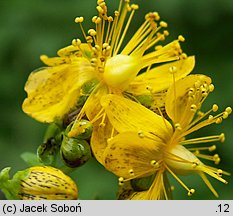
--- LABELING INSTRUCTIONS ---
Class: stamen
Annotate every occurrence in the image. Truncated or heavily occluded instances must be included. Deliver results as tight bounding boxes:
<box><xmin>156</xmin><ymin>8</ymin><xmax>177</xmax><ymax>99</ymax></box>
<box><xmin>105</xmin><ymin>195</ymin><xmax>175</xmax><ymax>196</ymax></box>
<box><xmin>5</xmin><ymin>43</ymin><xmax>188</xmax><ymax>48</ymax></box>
<box><xmin>118</xmin><ymin>177</ymin><xmax>125</xmax><ymax>186</ymax></box>
<box><xmin>128</xmin><ymin>169</ymin><xmax>134</xmax><ymax>176</ymax></box>
<box><xmin>150</xmin><ymin>160</ymin><xmax>160</xmax><ymax>168</ymax></box>
<box><xmin>180</xmin><ymin>134</ymin><xmax>225</xmax><ymax>145</ymax></box>
<box><xmin>165</xmin><ymin>164</ymin><xmax>195</xmax><ymax>196</ymax></box>
<box><xmin>199</xmin><ymin>172</ymin><xmax>219</xmax><ymax>197</ymax></box>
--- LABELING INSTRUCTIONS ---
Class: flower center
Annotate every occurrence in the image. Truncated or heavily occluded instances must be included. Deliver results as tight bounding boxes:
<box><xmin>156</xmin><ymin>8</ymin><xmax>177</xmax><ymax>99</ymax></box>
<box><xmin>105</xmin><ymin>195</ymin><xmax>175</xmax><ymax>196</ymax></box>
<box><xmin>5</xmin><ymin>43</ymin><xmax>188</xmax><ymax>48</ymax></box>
<box><xmin>103</xmin><ymin>54</ymin><xmax>140</xmax><ymax>89</ymax></box>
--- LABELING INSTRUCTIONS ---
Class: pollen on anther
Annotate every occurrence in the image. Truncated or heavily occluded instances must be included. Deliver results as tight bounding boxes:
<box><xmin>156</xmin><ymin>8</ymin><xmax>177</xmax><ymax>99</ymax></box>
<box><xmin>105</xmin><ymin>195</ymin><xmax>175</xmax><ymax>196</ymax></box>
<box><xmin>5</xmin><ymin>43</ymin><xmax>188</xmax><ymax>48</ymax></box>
<box><xmin>72</xmin><ymin>39</ymin><xmax>81</xmax><ymax>46</ymax></box>
<box><xmin>225</xmin><ymin>107</ymin><xmax>232</xmax><ymax>114</ymax></box>
<box><xmin>118</xmin><ymin>177</ymin><xmax>124</xmax><ymax>186</ymax></box>
<box><xmin>150</xmin><ymin>160</ymin><xmax>159</xmax><ymax>168</ymax></box>
<box><xmin>174</xmin><ymin>123</ymin><xmax>182</xmax><ymax>131</ymax></box>
<box><xmin>75</xmin><ymin>17</ymin><xmax>84</xmax><ymax>23</ymax></box>
<box><xmin>131</xmin><ymin>4</ymin><xmax>139</xmax><ymax>10</ymax></box>
<box><xmin>188</xmin><ymin>189</ymin><xmax>195</xmax><ymax>196</ymax></box>
<box><xmin>169</xmin><ymin>66</ymin><xmax>177</xmax><ymax>73</ymax></box>
<box><xmin>219</xmin><ymin>133</ymin><xmax>225</xmax><ymax>142</ymax></box>
<box><xmin>128</xmin><ymin>169</ymin><xmax>134</xmax><ymax>176</ymax></box>
<box><xmin>178</xmin><ymin>35</ymin><xmax>185</xmax><ymax>42</ymax></box>
<box><xmin>192</xmin><ymin>160</ymin><xmax>199</xmax><ymax>168</ymax></box>
<box><xmin>217</xmin><ymin>169</ymin><xmax>223</xmax><ymax>177</ymax></box>
<box><xmin>190</xmin><ymin>104</ymin><xmax>197</xmax><ymax>112</ymax></box>
<box><xmin>212</xmin><ymin>104</ymin><xmax>218</xmax><ymax>112</ymax></box>
<box><xmin>208</xmin><ymin>145</ymin><xmax>216</xmax><ymax>152</ymax></box>
<box><xmin>160</xmin><ymin>21</ymin><xmax>168</xmax><ymax>28</ymax></box>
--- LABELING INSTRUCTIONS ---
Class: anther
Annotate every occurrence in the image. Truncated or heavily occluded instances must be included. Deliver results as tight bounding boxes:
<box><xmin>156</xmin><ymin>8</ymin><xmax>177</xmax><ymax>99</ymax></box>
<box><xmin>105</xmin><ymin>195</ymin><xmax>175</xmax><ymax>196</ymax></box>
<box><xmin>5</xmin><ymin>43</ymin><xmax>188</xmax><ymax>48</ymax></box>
<box><xmin>197</xmin><ymin>111</ymin><xmax>204</xmax><ymax>117</ymax></box>
<box><xmin>190</xmin><ymin>104</ymin><xmax>197</xmax><ymax>112</ymax></box>
<box><xmin>88</xmin><ymin>29</ymin><xmax>97</xmax><ymax>36</ymax></box>
<box><xmin>188</xmin><ymin>189</ymin><xmax>195</xmax><ymax>196</ymax></box>
<box><xmin>153</xmin><ymin>12</ymin><xmax>160</xmax><ymax>20</ymax></box>
<box><xmin>181</xmin><ymin>53</ymin><xmax>187</xmax><ymax>59</ymax></box>
<box><xmin>215</xmin><ymin>117</ymin><xmax>222</xmax><ymax>124</ymax></box>
<box><xmin>72</xmin><ymin>38</ymin><xmax>81</xmax><ymax>46</ymax></box>
<box><xmin>102</xmin><ymin>43</ymin><xmax>109</xmax><ymax>49</ymax></box>
<box><xmin>96</xmin><ymin>5</ymin><xmax>104</xmax><ymax>14</ymax></box>
<box><xmin>75</xmin><ymin>16</ymin><xmax>84</xmax><ymax>23</ymax></box>
<box><xmin>208</xmin><ymin>115</ymin><xmax>214</xmax><ymax>122</ymax></box>
<box><xmin>128</xmin><ymin>169</ymin><xmax>134</xmax><ymax>176</ymax></box>
<box><xmin>217</xmin><ymin>169</ymin><xmax>223</xmax><ymax>177</ymax></box>
<box><xmin>192</xmin><ymin>160</ymin><xmax>199</xmax><ymax>168</ymax></box>
<box><xmin>225</xmin><ymin>107</ymin><xmax>232</xmax><ymax>114</ymax></box>
<box><xmin>208</xmin><ymin>84</ymin><xmax>215</xmax><ymax>92</ymax></box>
<box><xmin>223</xmin><ymin>112</ymin><xmax>229</xmax><ymax>119</ymax></box>
<box><xmin>163</xmin><ymin>30</ymin><xmax>169</xmax><ymax>36</ymax></box>
<box><xmin>178</xmin><ymin>35</ymin><xmax>185</xmax><ymax>42</ymax></box>
<box><xmin>114</xmin><ymin>11</ymin><xmax>119</xmax><ymax>17</ymax></box>
<box><xmin>219</xmin><ymin>133</ymin><xmax>225</xmax><ymax>142</ymax></box>
<box><xmin>118</xmin><ymin>177</ymin><xmax>124</xmax><ymax>186</ymax></box>
<box><xmin>150</xmin><ymin>160</ymin><xmax>159</xmax><ymax>168</ymax></box>
<box><xmin>169</xmin><ymin>66</ymin><xmax>177</xmax><ymax>73</ymax></box>
<box><xmin>86</xmin><ymin>36</ymin><xmax>93</xmax><ymax>43</ymax></box>
<box><xmin>213</xmin><ymin>154</ymin><xmax>220</xmax><ymax>165</ymax></box>
<box><xmin>212</xmin><ymin>104</ymin><xmax>218</xmax><ymax>112</ymax></box>
<box><xmin>146</xmin><ymin>85</ymin><xmax>153</xmax><ymax>92</ymax></box>
<box><xmin>108</xmin><ymin>16</ymin><xmax>113</xmax><ymax>22</ymax></box>
<box><xmin>208</xmin><ymin>145</ymin><xmax>216</xmax><ymax>152</ymax></box>
<box><xmin>99</xmin><ymin>122</ymin><xmax>106</xmax><ymax>128</ymax></box>
<box><xmin>160</xmin><ymin>21</ymin><xmax>168</xmax><ymax>28</ymax></box>
<box><xmin>174</xmin><ymin>123</ymin><xmax>182</xmax><ymax>131</ymax></box>
<box><xmin>131</xmin><ymin>4</ymin><xmax>139</xmax><ymax>10</ymax></box>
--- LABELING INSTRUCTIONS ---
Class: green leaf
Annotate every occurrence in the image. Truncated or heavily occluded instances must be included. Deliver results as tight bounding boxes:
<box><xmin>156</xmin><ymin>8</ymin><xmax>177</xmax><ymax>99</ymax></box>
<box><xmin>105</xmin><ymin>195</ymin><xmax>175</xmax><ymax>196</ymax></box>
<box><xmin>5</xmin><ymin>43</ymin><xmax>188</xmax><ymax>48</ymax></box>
<box><xmin>20</xmin><ymin>152</ymin><xmax>44</xmax><ymax>166</ymax></box>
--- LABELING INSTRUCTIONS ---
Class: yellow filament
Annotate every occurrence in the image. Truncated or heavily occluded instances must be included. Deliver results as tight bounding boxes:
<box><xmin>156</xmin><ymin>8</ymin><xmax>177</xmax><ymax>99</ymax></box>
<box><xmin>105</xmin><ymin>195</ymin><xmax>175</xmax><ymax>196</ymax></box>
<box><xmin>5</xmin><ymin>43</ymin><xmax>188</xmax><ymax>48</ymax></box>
<box><xmin>180</xmin><ymin>135</ymin><xmax>224</xmax><ymax>145</ymax></box>
<box><xmin>199</xmin><ymin>172</ymin><xmax>219</xmax><ymax>197</ymax></box>
<box><xmin>165</xmin><ymin>164</ymin><xmax>193</xmax><ymax>194</ymax></box>
<box><xmin>114</xmin><ymin>7</ymin><xmax>137</xmax><ymax>54</ymax></box>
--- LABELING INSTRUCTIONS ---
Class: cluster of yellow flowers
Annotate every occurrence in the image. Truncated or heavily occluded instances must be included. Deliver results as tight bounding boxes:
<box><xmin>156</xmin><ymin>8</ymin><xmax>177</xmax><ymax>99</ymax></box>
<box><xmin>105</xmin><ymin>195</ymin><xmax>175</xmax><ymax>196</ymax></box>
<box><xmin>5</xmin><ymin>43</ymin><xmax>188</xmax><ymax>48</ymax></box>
<box><xmin>1</xmin><ymin>0</ymin><xmax>231</xmax><ymax>200</ymax></box>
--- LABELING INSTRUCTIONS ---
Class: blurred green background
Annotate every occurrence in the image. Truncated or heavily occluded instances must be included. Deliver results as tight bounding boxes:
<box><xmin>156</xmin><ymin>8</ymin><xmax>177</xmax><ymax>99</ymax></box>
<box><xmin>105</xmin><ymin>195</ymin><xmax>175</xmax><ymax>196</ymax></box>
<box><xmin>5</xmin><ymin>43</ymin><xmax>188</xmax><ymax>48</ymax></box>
<box><xmin>0</xmin><ymin>0</ymin><xmax>232</xmax><ymax>200</ymax></box>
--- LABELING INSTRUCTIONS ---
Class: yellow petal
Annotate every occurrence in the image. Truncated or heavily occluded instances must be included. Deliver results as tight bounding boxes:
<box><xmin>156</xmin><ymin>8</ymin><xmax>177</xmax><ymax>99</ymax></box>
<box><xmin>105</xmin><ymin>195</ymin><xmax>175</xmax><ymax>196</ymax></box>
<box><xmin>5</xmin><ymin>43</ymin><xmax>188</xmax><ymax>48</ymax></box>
<box><xmin>103</xmin><ymin>132</ymin><xmax>165</xmax><ymax>179</ymax></box>
<box><xmin>22</xmin><ymin>58</ymin><xmax>95</xmax><ymax>123</ymax></box>
<box><xmin>129</xmin><ymin>171</ymin><xmax>166</xmax><ymax>200</ymax></box>
<box><xmin>128</xmin><ymin>56</ymin><xmax>195</xmax><ymax>95</ymax></box>
<box><xmin>165</xmin><ymin>74</ymin><xmax>212</xmax><ymax>127</ymax></box>
<box><xmin>101</xmin><ymin>94</ymin><xmax>173</xmax><ymax>141</ymax></box>
<box><xmin>91</xmin><ymin>118</ymin><xmax>114</xmax><ymax>165</ymax></box>
<box><xmin>84</xmin><ymin>83</ymin><xmax>108</xmax><ymax>121</ymax></box>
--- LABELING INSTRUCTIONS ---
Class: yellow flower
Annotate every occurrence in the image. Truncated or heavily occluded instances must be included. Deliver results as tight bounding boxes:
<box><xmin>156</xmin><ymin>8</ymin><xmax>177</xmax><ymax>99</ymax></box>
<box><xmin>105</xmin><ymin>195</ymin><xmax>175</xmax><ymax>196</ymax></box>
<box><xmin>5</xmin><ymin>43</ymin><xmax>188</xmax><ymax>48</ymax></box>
<box><xmin>0</xmin><ymin>166</ymin><xmax>78</xmax><ymax>200</ymax></box>
<box><xmin>22</xmin><ymin>0</ymin><xmax>195</xmax><ymax>163</ymax></box>
<box><xmin>101</xmin><ymin>74</ymin><xmax>232</xmax><ymax>199</ymax></box>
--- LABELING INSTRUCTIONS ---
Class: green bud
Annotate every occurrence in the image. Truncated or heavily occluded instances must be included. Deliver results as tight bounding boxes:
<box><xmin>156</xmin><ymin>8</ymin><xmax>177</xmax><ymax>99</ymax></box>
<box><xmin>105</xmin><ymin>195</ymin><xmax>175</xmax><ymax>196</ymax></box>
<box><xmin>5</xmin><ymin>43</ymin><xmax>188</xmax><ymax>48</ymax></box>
<box><xmin>60</xmin><ymin>135</ymin><xmax>92</xmax><ymax>168</ymax></box>
<box><xmin>0</xmin><ymin>166</ymin><xmax>78</xmax><ymax>200</ymax></box>
<box><xmin>65</xmin><ymin>119</ymin><xmax>93</xmax><ymax>140</ymax></box>
<box><xmin>37</xmin><ymin>124</ymin><xmax>62</xmax><ymax>165</ymax></box>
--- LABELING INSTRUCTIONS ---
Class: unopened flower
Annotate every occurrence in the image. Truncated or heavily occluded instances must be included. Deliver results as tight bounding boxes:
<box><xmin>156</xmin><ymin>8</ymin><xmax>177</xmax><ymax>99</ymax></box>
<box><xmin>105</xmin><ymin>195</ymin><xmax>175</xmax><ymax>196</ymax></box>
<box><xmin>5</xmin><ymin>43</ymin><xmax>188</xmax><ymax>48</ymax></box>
<box><xmin>101</xmin><ymin>75</ymin><xmax>231</xmax><ymax>199</ymax></box>
<box><xmin>0</xmin><ymin>166</ymin><xmax>78</xmax><ymax>200</ymax></box>
<box><xmin>22</xmin><ymin>0</ymin><xmax>195</xmax><ymax>163</ymax></box>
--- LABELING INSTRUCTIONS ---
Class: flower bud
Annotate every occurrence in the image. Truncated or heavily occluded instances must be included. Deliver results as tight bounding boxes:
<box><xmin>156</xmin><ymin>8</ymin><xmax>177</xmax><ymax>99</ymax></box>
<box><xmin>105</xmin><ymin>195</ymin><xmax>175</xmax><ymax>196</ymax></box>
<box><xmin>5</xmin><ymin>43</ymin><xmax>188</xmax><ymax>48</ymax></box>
<box><xmin>37</xmin><ymin>124</ymin><xmax>62</xmax><ymax>165</ymax></box>
<box><xmin>60</xmin><ymin>135</ymin><xmax>92</xmax><ymax>168</ymax></box>
<box><xmin>0</xmin><ymin>166</ymin><xmax>78</xmax><ymax>200</ymax></box>
<box><xmin>66</xmin><ymin>119</ymin><xmax>93</xmax><ymax>140</ymax></box>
